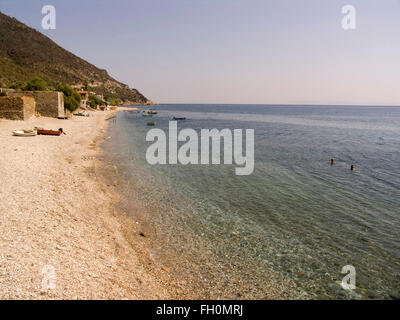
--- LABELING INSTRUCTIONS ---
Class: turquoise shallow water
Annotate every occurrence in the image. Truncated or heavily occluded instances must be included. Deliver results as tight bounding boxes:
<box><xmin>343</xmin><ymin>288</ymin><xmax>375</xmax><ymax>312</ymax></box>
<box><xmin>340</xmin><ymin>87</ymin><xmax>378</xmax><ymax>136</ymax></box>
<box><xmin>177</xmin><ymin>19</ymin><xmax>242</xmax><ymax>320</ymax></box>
<box><xmin>102</xmin><ymin>104</ymin><xmax>400</xmax><ymax>299</ymax></box>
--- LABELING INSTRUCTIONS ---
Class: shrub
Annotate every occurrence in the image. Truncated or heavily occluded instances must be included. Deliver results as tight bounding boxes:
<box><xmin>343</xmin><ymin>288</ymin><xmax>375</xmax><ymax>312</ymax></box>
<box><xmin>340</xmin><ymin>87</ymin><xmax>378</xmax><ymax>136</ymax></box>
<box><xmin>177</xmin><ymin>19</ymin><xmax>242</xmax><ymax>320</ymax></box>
<box><xmin>56</xmin><ymin>83</ymin><xmax>81</xmax><ymax>112</ymax></box>
<box><xmin>88</xmin><ymin>93</ymin><xmax>105</xmax><ymax>108</ymax></box>
<box><xmin>24</xmin><ymin>77</ymin><xmax>47</xmax><ymax>91</ymax></box>
<box><xmin>104</xmin><ymin>96</ymin><xmax>120</xmax><ymax>106</ymax></box>
<box><xmin>9</xmin><ymin>81</ymin><xmax>26</xmax><ymax>89</ymax></box>
<box><xmin>109</xmin><ymin>98</ymin><xmax>120</xmax><ymax>106</ymax></box>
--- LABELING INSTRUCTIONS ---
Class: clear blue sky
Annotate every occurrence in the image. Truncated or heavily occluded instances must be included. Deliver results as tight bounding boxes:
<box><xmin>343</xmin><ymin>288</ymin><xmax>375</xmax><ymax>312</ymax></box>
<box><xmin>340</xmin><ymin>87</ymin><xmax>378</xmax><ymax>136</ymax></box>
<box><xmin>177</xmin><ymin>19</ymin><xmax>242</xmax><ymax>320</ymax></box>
<box><xmin>1</xmin><ymin>0</ymin><xmax>399</xmax><ymax>105</ymax></box>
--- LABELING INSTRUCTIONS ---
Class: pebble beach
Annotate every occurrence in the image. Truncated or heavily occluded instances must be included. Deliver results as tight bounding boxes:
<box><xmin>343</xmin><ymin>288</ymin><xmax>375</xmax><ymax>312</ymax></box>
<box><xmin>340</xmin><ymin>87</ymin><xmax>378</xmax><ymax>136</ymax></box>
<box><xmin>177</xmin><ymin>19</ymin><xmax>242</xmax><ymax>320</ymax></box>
<box><xmin>0</xmin><ymin>109</ymin><xmax>192</xmax><ymax>299</ymax></box>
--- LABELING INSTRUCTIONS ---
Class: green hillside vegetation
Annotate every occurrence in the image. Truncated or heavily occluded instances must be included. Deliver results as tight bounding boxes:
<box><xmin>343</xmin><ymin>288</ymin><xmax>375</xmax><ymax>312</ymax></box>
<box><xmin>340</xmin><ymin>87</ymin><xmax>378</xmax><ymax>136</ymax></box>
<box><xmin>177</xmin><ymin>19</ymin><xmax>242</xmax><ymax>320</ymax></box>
<box><xmin>0</xmin><ymin>12</ymin><xmax>149</xmax><ymax>105</ymax></box>
<box><xmin>105</xmin><ymin>96</ymin><xmax>120</xmax><ymax>106</ymax></box>
<box><xmin>9</xmin><ymin>76</ymin><xmax>48</xmax><ymax>91</ymax></box>
<box><xmin>56</xmin><ymin>83</ymin><xmax>81</xmax><ymax>112</ymax></box>
<box><xmin>88</xmin><ymin>94</ymin><xmax>105</xmax><ymax>108</ymax></box>
<box><xmin>24</xmin><ymin>77</ymin><xmax>48</xmax><ymax>91</ymax></box>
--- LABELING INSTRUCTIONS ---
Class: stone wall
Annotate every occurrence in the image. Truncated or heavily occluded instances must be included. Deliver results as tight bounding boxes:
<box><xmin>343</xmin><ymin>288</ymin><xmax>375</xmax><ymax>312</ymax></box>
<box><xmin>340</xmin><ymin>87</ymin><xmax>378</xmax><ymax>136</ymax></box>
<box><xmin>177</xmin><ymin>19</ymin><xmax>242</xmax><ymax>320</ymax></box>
<box><xmin>0</xmin><ymin>96</ymin><xmax>35</xmax><ymax>120</ymax></box>
<box><xmin>6</xmin><ymin>91</ymin><xmax>64</xmax><ymax>118</ymax></box>
<box><xmin>0</xmin><ymin>88</ymin><xmax>17</xmax><ymax>96</ymax></box>
<box><xmin>34</xmin><ymin>91</ymin><xmax>64</xmax><ymax>118</ymax></box>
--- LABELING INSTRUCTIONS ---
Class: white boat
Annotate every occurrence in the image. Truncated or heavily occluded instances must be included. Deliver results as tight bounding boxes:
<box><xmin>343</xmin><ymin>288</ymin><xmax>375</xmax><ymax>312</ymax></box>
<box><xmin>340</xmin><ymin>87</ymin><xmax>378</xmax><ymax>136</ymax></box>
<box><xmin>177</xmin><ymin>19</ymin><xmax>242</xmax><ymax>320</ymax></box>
<box><xmin>12</xmin><ymin>129</ymin><xmax>37</xmax><ymax>137</ymax></box>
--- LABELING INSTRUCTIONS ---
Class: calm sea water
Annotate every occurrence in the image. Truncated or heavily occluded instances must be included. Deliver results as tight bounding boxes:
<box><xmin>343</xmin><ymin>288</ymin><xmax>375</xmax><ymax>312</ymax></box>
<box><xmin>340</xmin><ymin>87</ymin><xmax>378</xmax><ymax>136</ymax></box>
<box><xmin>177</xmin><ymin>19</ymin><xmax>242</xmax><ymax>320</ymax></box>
<box><xmin>102</xmin><ymin>104</ymin><xmax>400</xmax><ymax>299</ymax></box>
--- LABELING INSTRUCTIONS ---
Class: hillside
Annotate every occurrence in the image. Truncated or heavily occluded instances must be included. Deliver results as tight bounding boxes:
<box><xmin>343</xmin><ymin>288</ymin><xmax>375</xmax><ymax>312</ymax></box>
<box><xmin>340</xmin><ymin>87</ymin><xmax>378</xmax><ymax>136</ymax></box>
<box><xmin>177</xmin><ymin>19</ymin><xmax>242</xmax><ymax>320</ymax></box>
<box><xmin>0</xmin><ymin>12</ymin><xmax>149</xmax><ymax>104</ymax></box>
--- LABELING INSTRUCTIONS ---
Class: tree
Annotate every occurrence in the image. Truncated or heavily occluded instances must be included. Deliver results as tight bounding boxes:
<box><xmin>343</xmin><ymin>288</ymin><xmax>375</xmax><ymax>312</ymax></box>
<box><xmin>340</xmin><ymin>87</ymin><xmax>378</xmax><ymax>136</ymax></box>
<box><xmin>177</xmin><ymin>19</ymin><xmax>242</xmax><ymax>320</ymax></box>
<box><xmin>56</xmin><ymin>83</ymin><xmax>81</xmax><ymax>112</ymax></box>
<box><xmin>109</xmin><ymin>97</ymin><xmax>120</xmax><ymax>106</ymax></box>
<box><xmin>104</xmin><ymin>96</ymin><xmax>120</xmax><ymax>106</ymax></box>
<box><xmin>24</xmin><ymin>77</ymin><xmax>47</xmax><ymax>91</ymax></box>
<box><xmin>88</xmin><ymin>93</ymin><xmax>105</xmax><ymax>108</ymax></box>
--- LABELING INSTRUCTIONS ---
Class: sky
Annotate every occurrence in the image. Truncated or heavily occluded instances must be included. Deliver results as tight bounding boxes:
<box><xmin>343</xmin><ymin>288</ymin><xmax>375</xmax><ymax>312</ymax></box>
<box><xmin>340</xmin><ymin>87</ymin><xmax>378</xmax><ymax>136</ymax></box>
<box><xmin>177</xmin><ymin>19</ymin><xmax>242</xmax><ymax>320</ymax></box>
<box><xmin>0</xmin><ymin>0</ymin><xmax>399</xmax><ymax>105</ymax></box>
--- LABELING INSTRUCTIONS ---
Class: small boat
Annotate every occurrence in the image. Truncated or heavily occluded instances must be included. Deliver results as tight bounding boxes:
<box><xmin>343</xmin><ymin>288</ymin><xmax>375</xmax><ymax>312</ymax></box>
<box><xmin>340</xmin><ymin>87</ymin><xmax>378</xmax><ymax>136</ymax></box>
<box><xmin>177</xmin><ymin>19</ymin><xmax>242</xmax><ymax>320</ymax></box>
<box><xmin>173</xmin><ymin>117</ymin><xmax>186</xmax><ymax>120</ymax></box>
<box><xmin>12</xmin><ymin>129</ymin><xmax>37</xmax><ymax>137</ymax></box>
<box><xmin>143</xmin><ymin>110</ymin><xmax>158</xmax><ymax>115</ymax></box>
<box><xmin>73</xmin><ymin>112</ymin><xmax>89</xmax><ymax>117</ymax></box>
<box><xmin>36</xmin><ymin>128</ymin><xmax>65</xmax><ymax>136</ymax></box>
<box><xmin>147</xmin><ymin>122</ymin><xmax>156</xmax><ymax>126</ymax></box>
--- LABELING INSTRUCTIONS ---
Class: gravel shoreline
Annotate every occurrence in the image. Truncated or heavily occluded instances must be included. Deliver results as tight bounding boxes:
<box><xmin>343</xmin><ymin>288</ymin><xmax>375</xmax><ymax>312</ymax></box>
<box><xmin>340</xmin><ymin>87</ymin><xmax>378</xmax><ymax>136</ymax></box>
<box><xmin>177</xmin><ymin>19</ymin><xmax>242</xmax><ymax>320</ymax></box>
<box><xmin>0</xmin><ymin>109</ymin><xmax>190</xmax><ymax>299</ymax></box>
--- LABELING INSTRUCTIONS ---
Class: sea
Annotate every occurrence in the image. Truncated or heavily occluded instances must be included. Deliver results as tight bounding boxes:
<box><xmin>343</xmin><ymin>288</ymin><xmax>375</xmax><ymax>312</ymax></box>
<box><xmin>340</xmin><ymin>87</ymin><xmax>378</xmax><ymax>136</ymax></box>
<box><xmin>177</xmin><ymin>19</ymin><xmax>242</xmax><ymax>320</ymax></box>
<box><xmin>101</xmin><ymin>104</ymin><xmax>400</xmax><ymax>299</ymax></box>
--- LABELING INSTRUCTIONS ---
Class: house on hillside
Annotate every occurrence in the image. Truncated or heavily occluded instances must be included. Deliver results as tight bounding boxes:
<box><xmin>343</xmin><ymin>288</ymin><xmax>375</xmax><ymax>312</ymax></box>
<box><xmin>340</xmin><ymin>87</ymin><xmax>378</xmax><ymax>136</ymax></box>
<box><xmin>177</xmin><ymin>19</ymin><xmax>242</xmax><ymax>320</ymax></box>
<box><xmin>77</xmin><ymin>90</ymin><xmax>89</xmax><ymax>108</ymax></box>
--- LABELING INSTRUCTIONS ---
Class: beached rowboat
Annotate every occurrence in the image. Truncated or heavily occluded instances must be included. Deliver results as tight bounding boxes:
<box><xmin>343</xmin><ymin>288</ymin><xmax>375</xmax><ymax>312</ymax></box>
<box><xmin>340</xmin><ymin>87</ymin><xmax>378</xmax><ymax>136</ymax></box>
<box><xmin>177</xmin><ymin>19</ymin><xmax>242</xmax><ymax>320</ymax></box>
<box><xmin>36</xmin><ymin>128</ymin><xmax>62</xmax><ymax>136</ymax></box>
<box><xmin>73</xmin><ymin>112</ymin><xmax>90</xmax><ymax>117</ymax></box>
<box><xmin>12</xmin><ymin>129</ymin><xmax>37</xmax><ymax>137</ymax></box>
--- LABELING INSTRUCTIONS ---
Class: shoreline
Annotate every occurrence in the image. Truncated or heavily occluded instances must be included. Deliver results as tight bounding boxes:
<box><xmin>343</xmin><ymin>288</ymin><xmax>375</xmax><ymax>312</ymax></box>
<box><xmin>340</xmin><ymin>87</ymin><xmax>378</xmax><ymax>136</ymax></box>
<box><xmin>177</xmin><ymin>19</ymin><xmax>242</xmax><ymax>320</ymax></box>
<box><xmin>99</xmin><ymin>110</ymin><xmax>304</xmax><ymax>300</ymax></box>
<box><xmin>0</xmin><ymin>109</ymin><xmax>190</xmax><ymax>299</ymax></box>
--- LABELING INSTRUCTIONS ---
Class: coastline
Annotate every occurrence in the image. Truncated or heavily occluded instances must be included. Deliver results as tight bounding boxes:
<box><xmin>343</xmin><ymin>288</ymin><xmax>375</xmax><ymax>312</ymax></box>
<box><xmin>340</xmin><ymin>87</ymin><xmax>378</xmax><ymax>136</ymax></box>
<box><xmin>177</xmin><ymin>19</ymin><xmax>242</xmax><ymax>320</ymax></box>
<box><xmin>99</xmin><ymin>109</ymin><xmax>304</xmax><ymax>300</ymax></box>
<box><xmin>0</xmin><ymin>109</ymin><xmax>191</xmax><ymax>299</ymax></box>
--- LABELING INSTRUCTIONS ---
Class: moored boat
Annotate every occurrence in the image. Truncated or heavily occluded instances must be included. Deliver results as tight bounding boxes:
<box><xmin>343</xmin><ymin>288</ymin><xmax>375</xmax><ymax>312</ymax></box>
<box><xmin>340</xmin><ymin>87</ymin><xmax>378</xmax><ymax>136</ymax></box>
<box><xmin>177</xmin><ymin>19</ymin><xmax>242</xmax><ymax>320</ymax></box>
<box><xmin>142</xmin><ymin>110</ymin><xmax>158</xmax><ymax>115</ymax></box>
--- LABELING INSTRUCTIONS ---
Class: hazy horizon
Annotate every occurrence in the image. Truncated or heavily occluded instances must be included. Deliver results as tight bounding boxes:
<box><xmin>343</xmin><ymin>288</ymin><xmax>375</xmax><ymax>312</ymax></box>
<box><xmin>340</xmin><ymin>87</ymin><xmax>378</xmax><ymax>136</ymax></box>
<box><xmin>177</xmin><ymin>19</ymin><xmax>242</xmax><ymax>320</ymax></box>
<box><xmin>1</xmin><ymin>0</ymin><xmax>399</xmax><ymax>105</ymax></box>
<box><xmin>157</xmin><ymin>102</ymin><xmax>400</xmax><ymax>107</ymax></box>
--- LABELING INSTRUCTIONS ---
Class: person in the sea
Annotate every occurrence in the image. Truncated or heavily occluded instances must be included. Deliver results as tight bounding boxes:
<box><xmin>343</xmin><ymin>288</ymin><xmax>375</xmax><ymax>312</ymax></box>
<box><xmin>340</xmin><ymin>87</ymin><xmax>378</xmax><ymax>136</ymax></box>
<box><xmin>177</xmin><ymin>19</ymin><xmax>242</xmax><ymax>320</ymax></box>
<box><xmin>351</xmin><ymin>165</ymin><xmax>355</xmax><ymax>171</ymax></box>
<box><xmin>331</xmin><ymin>158</ymin><xmax>336</xmax><ymax>165</ymax></box>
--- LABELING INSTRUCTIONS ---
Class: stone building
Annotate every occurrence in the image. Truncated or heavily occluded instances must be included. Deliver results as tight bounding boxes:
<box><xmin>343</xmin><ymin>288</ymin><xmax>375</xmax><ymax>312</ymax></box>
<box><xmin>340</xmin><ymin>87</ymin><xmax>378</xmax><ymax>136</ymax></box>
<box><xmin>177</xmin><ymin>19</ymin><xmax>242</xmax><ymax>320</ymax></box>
<box><xmin>0</xmin><ymin>89</ymin><xmax>65</xmax><ymax>119</ymax></box>
<box><xmin>0</xmin><ymin>96</ymin><xmax>36</xmax><ymax>120</ymax></box>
